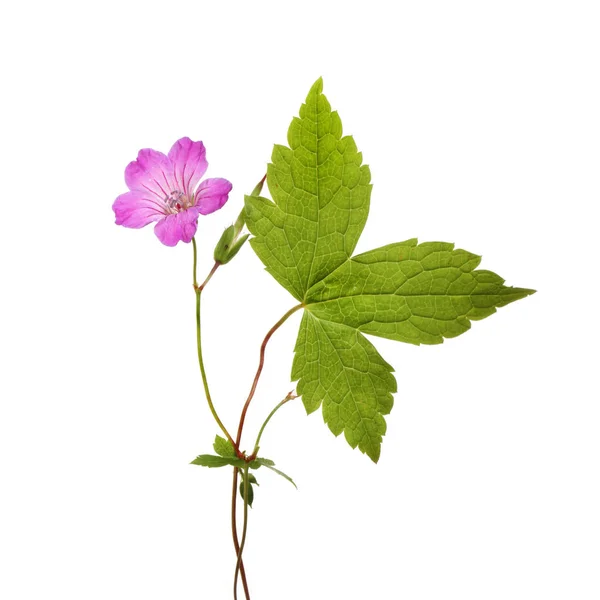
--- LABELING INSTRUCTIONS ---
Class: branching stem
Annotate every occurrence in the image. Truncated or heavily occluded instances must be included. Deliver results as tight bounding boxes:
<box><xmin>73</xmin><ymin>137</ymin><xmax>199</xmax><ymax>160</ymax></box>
<box><xmin>191</xmin><ymin>238</ymin><xmax>234</xmax><ymax>446</ymax></box>
<box><xmin>250</xmin><ymin>391</ymin><xmax>297</xmax><ymax>459</ymax></box>
<box><xmin>235</xmin><ymin>304</ymin><xmax>303</xmax><ymax>449</ymax></box>
<box><xmin>231</xmin><ymin>306</ymin><xmax>302</xmax><ymax>598</ymax></box>
<box><xmin>192</xmin><ymin>238</ymin><xmax>250</xmax><ymax>598</ymax></box>
<box><xmin>192</xmin><ymin>240</ymin><xmax>302</xmax><ymax>600</ymax></box>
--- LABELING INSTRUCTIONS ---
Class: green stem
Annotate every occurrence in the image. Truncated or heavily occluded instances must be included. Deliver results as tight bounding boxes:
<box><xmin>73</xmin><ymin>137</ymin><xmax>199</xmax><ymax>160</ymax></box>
<box><xmin>192</xmin><ymin>236</ymin><xmax>199</xmax><ymax>287</ymax></box>
<box><xmin>251</xmin><ymin>392</ymin><xmax>297</xmax><ymax>458</ymax></box>
<box><xmin>192</xmin><ymin>238</ymin><xmax>234</xmax><ymax>447</ymax></box>
<box><xmin>191</xmin><ymin>239</ymin><xmax>250</xmax><ymax>598</ymax></box>
<box><xmin>234</xmin><ymin>466</ymin><xmax>250</xmax><ymax>600</ymax></box>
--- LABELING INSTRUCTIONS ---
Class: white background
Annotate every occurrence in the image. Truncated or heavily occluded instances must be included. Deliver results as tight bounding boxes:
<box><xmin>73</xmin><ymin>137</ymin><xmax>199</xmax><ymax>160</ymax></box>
<box><xmin>1</xmin><ymin>1</ymin><xmax>598</xmax><ymax>599</ymax></box>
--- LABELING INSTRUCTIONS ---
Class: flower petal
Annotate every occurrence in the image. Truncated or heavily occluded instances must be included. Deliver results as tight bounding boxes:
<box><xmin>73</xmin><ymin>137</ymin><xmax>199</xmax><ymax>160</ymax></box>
<box><xmin>195</xmin><ymin>178</ymin><xmax>232</xmax><ymax>215</ymax></box>
<box><xmin>153</xmin><ymin>208</ymin><xmax>200</xmax><ymax>247</ymax></box>
<box><xmin>125</xmin><ymin>148</ymin><xmax>174</xmax><ymax>202</ymax></box>
<box><xmin>167</xmin><ymin>137</ymin><xmax>208</xmax><ymax>196</ymax></box>
<box><xmin>113</xmin><ymin>191</ymin><xmax>166</xmax><ymax>228</ymax></box>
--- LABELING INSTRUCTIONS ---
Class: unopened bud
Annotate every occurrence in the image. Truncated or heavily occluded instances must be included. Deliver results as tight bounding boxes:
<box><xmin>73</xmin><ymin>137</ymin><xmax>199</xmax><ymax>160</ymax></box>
<box><xmin>233</xmin><ymin>209</ymin><xmax>245</xmax><ymax>237</ymax></box>
<box><xmin>213</xmin><ymin>226</ymin><xmax>250</xmax><ymax>265</ymax></box>
<box><xmin>213</xmin><ymin>226</ymin><xmax>236</xmax><ymax>264</ymax></box>
<box><xmin>213</xmin><ymin>176</ymin><xmax>263</xmax><ymax>265</ymax></box>
<box><xmin>250</xmin><ymin>174</ymin><xmax>267</xmax><ymax>197</ymax></box>
<box><xmin>224</xmin><ymin>234</ymin><xmax>249</xmax><ymax>263</ymax></box>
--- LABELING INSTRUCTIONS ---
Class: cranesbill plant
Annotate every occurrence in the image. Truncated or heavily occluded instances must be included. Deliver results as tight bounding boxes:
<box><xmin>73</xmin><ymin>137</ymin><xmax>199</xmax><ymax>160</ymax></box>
<box><xmin>113</xmin><ymin>79</ymin><xmax>534</xmax><ymax>599</ymax></box>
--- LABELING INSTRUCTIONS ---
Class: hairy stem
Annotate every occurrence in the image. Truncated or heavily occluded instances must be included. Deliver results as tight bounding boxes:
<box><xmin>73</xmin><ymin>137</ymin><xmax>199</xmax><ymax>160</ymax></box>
<box><xmin>235</xmin><ymin>304</ymin><xmax>303</xmax><ymax>449</ymax></box>
<box><xmin>234</xmin><ymin>466</ymin><xmax>250</xmax><ymax>600</ymax></box>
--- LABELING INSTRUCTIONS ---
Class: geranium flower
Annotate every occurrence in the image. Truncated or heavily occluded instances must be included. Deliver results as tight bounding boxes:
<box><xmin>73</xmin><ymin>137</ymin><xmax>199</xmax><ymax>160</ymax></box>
<box><xmin>113</xmin><ymin>137</ymin><xmax>232</xmax><ymax>246</ymax></box>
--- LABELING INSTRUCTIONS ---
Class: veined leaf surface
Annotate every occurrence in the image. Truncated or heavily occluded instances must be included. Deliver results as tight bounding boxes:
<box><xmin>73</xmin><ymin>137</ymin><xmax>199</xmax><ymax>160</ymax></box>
<box><xmin>245</xmin><ymin>79</ymin><xmax>534</xmax><ymax>462</ymax></box>
<box><xmin>305</xmin><ymin>240</ymin><xmax>535</xmax><ymax>345</ymax></box>
<box><xmin>245</xmin><ymin>78</ymin><xmax>371</xmax><ymax>300</ymax></box>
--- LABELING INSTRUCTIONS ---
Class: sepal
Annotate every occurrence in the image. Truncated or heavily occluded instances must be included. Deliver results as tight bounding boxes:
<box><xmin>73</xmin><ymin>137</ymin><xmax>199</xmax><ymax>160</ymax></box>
<box><xmin>249</xmin><ymin>174</ymin><xmax>267</xmax><ymax>198</ymax></box>
<box><xmin>213</xmin><ymin>226</ymin><xmax>250</xmax><ymax>264</ymax></box>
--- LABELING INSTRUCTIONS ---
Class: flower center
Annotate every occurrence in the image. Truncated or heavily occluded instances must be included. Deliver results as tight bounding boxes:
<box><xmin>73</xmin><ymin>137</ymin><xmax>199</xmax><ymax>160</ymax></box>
<box><xmin>164</xmin><ymin>190</ymin><xmax>191</xmax><ymax>213</ymax></box>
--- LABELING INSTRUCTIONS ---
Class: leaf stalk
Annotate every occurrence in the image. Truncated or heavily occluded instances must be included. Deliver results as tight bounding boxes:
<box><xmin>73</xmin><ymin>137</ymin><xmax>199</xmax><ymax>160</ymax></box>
<box><xmin>250</xmin><ymin>391</ymin><xmax>297</xmax><ymax>459</ymax></box>
<box><xmin>235</xmin><ymin>304</ymin><xmax>303</xmax><ymax>450</ymax></box>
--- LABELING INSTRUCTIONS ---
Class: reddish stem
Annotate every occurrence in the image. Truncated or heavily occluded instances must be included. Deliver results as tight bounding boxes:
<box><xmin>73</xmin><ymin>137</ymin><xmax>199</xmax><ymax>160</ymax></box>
<box><xmin>235</xmin><ymin>304</ymin><xmax>303</xmax><ymax>448</ymax></box>
<box><xmin>230</xmin><ymin>304</ymin><xmax>302</xmax><ymax>598</ymax></box>
<box><xmin>196</xmin><ymin>261</ymin><xmax>220</xmax><ymax>292</ymax></box>
<box><xmin>232</xmin><ymin>468</ymin><xmax>250</xmax><ymax>600</ymax></box>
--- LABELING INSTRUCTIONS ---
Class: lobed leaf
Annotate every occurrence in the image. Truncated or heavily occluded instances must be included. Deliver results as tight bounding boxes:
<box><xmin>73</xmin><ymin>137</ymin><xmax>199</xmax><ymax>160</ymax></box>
<box><xmin>249</xmin><ymin>457</ymin><xmax>275</xmax><ymax>469</ymax></box>
<box><xmin>213</xmin><ymin>435</ymin><xmax>236</xmax><ymax>458</ymax></box>
<box><xmin>191</xmin><ymin>454</ymin><xmax>246</xmax><ymax>468</ymax></box>
<box><xmin>249</xmin><ymin>458</ymin><xmax>297</xmax><ymax>488</ymax></box>
<box><xmin>245</xmin><ymin>77</ymin><xmax>372</xmax><ymax>300</ymax></box>
<box><xmin>245</xmin><ymin>79</ymin><xmax>534</xmax><ymax>462</ymax></box>
<box><xmin>292</xmin><ymin>312</ymin><xmax>396</xmax><ymax>462</ymax></box>
<box><xmin>305</xmin><ymin>240</ymin><xmax>535</xmax><ymax>345</ymax></box>
<box><xmin>261</xmin><ymin>465</ymin><xmax>297</xmax><ymax>489</ymax></box>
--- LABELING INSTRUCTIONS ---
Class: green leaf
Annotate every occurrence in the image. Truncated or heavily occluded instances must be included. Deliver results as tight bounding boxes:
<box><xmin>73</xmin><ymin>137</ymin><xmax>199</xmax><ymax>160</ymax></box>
<box><xmin>213</xmin><ymin>435</ymin><xmax>236</xmax><ymax>458</ymax></box>
<box><xmin>191</xmin><ymin>454</ymin><xmax>245</xmax><ymax>468</ymax></box>
<box><xmin>245</xmin><ymin>79</ymin><xmax>534</xmax><ymax>463</ymax></box>
<box><xmin>239</xmin><ymin>474</ymin><xmax>256</xmax><ymax>507</ymax></box>
<box><xmin>248</xmin><ymin>457</ymin><xmax>275</xmax><ymax>469</ymax></box>
<box><xmin>245</xmin><ymin>77</ymin><xmax>372</xmax><ymax>301</ymax></box>
<box><xmin>305</xmin><ymin>240</ymin><xmax>536</xmax><ymax>345</ymax></box>
<box><xmin>262</xmin><ymin>465</ymin><xmax>297</xmax><ymax>489</ymax></box>
<box><xmin>240</xmin><ymin>480</ymin><xmax>254</xmax><ymax>507</ymax></box>
<box><xmin>249</xmin><ymin>458</ymin><xmax>297</xmax><ymax>488</ymax></box>
<box><xmin>292</xmin><ymin>312</ymin><xmax>396</xmax><ymax>462</ymax></box>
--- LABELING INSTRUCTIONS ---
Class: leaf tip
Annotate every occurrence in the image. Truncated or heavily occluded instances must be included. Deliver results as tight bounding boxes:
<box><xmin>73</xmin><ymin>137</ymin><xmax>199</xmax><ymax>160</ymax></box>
<box><xmin>503</xmin><ymin>286</ymin><xmax>537</xmax><ymax>305</ymax></box>
<box><xmin>309</xmin><ymin>77</ymin><xmax>324</xmax><ymax>97</ymax></box>
<box><xmin>367</xmin><ymin>448</ymin><xmax>381</xmax><ymax>464</ymax></box>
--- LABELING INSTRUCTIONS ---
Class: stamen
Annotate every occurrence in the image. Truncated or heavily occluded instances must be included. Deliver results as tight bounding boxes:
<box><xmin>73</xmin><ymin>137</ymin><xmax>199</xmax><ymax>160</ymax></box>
<box><xmin>164</xmin><ymin>190</ymin><xmax>190</xmax><ymax>213</ymax></box>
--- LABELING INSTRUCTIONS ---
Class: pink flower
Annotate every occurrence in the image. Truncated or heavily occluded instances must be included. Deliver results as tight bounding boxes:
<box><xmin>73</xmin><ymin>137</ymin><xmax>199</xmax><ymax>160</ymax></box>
<box><xmin>113</xmin><ymin>137</ymin><xmax>232</xmax><ymax>246</ymax></box>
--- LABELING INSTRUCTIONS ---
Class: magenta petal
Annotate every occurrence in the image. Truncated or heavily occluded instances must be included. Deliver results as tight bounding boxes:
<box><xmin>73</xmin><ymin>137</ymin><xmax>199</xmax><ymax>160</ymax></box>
<box><xmin>195</xmin><ymin>178</ymin><xmax>232</xmax><ymax>215</ymax></box>
<box><xmin>125</xmin><ymin>148</ymin><xmax>174</xmax><ymax>200</ymax></box>
<box><xmin>153</xmin><ymin>208</ymin><xmax>199</xmax><ymax>247</ymax></box>
<box><xmin>168</xmin><ymin>137</ymin><xmax>208</xmax><ymax>197</ymax></box>
<box><xmin>113</xmin><ymin>191</ymin><xmax>166</xmax><ymax>228</ymax></box>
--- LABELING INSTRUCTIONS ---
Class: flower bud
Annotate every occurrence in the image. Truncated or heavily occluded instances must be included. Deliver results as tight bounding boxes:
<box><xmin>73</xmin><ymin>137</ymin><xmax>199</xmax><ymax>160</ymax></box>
<box><xmin>214</xmin><ymin>226</ymin><xmax>250</xmax><ymax>265</ymax></box>
<box><xmin>213</xmin><ymin>226</ymin><xmax>236</xmax><ymax>263</ymax></box>
<box><xmin>233</xmin><ymin>209</ymin><xmax>245</xmax><ymax>238</ymax></box>
<box><xmin>250</xmin><ymin>174</ymin><xmax>267</xmax><ymax>198</ymax></box>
